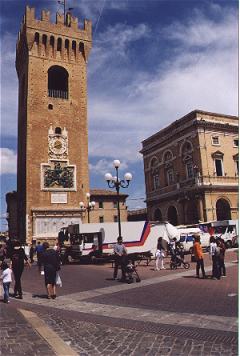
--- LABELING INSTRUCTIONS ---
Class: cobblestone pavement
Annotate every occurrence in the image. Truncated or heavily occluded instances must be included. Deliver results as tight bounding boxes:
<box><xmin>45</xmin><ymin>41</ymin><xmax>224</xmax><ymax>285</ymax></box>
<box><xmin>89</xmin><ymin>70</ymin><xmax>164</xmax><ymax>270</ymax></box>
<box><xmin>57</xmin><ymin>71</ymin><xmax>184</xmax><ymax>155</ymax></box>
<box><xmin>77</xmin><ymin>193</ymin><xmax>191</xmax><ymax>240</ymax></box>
<box><xmin>2</xmin><ymin>250</ymin><xmax>238</xmax><ymax>355</ymax></box>
<box><xmin>0</xmin><ymin>304</ymin><xmax>54</xmax><ymax>356</ymax></box>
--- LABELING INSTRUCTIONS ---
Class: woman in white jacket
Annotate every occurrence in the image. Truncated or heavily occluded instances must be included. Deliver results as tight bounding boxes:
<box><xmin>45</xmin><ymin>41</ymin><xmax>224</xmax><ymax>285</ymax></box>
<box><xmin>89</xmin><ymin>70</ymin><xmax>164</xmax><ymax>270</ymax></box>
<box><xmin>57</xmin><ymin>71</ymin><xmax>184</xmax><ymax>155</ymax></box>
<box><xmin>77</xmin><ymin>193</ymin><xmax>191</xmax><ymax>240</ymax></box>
<box><xmin>155</xmin><ymin>237</ymin><xmax>166</xmax><ymax>271</ymax></box>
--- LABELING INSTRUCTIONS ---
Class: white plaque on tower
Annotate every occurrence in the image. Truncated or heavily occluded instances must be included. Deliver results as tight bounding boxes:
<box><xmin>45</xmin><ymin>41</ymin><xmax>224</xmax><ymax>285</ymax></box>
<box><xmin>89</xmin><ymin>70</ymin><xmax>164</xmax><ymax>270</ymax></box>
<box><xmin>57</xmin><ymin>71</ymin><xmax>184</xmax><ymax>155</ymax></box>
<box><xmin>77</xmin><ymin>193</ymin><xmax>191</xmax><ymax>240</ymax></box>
<box><xmin>51</xmin><ymin>192</ymin><xmax>68</xmax><ymax>204</ymax></box>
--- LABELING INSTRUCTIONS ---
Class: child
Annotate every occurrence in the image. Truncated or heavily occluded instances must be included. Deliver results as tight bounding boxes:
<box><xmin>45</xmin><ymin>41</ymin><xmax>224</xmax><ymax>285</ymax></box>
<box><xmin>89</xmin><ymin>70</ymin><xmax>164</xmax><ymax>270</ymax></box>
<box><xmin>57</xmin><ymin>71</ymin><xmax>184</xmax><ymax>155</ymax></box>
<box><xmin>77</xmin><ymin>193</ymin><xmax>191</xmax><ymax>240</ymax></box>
<box><xmin>1</xmin><ymin>261</ymin><xmax>12</xmax><ymax>303</ymax></box>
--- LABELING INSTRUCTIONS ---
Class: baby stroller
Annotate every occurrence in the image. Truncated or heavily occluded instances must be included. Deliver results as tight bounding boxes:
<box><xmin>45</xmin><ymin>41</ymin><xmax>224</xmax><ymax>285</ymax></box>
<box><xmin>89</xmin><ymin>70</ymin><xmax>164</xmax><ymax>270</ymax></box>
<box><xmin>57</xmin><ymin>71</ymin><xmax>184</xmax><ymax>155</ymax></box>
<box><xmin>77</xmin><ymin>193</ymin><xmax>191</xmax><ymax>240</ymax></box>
<box><xmin>170</xmin><ymin>248</ymin><xmax>190</xmax><ymax>270</ymax></box>
<box><xmin>125</xmin><ymin>261</ymin><xmax>141</xmax><ymax>284</ymax></box>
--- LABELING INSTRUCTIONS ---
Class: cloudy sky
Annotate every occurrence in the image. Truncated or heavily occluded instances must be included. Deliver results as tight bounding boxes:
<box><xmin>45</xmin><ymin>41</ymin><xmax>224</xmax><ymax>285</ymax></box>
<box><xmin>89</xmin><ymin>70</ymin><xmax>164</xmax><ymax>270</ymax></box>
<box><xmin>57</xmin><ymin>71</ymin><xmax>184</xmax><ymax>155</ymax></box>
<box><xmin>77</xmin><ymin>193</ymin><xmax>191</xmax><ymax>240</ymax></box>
<box><xmin>0</xmin><ymin>0</ymin><xmax>238</xmax><ymax>230</ymax></box>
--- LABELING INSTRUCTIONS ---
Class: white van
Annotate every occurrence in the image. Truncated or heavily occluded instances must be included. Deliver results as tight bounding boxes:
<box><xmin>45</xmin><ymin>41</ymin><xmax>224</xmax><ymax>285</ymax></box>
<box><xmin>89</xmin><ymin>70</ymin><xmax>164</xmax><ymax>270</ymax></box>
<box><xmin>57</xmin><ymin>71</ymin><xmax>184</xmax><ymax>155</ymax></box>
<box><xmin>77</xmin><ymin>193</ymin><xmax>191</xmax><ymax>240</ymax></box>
<box><xmin>210</xmin><ymin>220</ymin><xmax>238</xmax><ymax>248</ymax></box>
<box><xmin>178</xmin><ymin>228</ymin><xmax>210</xmax><ymax>253</ymax></box>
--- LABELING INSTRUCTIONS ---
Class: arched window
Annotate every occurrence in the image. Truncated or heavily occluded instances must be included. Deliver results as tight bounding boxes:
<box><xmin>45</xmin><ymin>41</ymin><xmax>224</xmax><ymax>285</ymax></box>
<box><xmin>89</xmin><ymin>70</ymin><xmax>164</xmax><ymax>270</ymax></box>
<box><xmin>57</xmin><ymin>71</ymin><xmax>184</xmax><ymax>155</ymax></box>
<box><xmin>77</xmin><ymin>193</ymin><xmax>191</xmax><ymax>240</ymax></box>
<box><xmin>42</xmin><ymin>34</ymin><xmax>47</xmax><ymax>48</ymax></box>
<box><xmin>55</xmin><ymin>127</ymin><xmax>62</xmax><ymax>135</ymax></box>
<box><xmin>154</xmin><ymin>208</ymin><xmax>162</xmax><ymax>222</ymax></box>
<box><xmin>34</xmin><ymin>32</ymin><xmax>39</xmax><ymax>44</ymax></box>
<box><xmin>50</xmin><ymin>36</ymin><xmax>54</xmax><ymax>56</ymax></box>
<box><xmin>163</xmin><ymin>150</ymin><xmax>174</xmax><ymax>185</ymax></box>
<box><xmin>216</xmin><ymin>199</ymin><xmax>231</xmax><ymax>221</ymax></box>
<box><xmin>48</xmin><ymin>66</ymin><xmax>69</xmax><ymax>99</ymax></box>
<box><xmin>57</xmin><ymin>38</ymin><xmax>62</xmax><ymax>51</ymax></box>
<box><xmin>150</xmin><ymin>157</ymin><xmax>159</xmax><ymax>191</ymax></box>
<box><xmin>167</xmin><ymin>206</ymin><xmax>178</xmax><ymax>226</ymax></box>
<box><xmin>182</xmin><ymin>142</ymin><xmax>192</xmax><ymax>156</ymax></box>
<box><xmin>50</xmin><ymin>36</ymin><xmax>54</xmax><ymax>47</ymax></box>
<box><xmin>79</xmin><ymin>42</ymin><xmax>84</xmax><ymax>53</ymax></box>
<box><xmin>72</xmin><ymin>41</ymin><xmax>76</xmax><ymax>57</ymax></box>
<box><xmin>164</xmin><ymin>150</ymin><xmax>173</xmax><ymax>162</ymax></box>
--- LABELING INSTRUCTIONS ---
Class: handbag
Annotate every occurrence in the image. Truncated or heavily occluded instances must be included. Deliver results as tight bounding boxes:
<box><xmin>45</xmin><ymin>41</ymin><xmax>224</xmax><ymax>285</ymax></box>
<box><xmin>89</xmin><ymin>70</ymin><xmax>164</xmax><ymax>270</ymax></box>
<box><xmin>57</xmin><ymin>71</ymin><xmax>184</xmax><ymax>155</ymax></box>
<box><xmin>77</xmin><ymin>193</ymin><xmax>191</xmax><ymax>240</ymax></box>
<box><xmin>55</xmin><ymin>271</ymin><xmax>62</xmax><ymax>287</ymax></box>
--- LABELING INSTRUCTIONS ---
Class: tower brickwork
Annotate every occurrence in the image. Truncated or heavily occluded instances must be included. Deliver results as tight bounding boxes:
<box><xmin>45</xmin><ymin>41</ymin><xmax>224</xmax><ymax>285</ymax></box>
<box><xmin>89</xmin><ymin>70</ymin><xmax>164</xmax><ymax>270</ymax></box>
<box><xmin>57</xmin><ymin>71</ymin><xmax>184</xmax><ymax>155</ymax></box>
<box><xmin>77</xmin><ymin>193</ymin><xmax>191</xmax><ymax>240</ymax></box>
<box><xmin>16</xmin><ymin>6</ymin><xmax>92</xmax><ymax>243</ymax></box>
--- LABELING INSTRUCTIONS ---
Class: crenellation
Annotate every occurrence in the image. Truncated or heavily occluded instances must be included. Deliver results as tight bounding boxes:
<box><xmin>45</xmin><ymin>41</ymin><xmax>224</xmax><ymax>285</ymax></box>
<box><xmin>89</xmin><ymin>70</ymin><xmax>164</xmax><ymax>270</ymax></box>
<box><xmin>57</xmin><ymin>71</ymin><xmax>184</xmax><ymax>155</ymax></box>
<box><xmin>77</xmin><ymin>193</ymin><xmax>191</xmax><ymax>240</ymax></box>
<box><xmin>56</xmin><ymin>12</ymin><xmax>64</xmax><ymax>25</ymax></box>
<box><xmin>25</xmin><ymin>6</ymin><xmax>35</xmax><ymax>23</ymax></box>
<box><xmin>41</xmin><ymin>9</ymin><xmax>50</xmax><ymax>22</ymax></box>
<box><xmin>84</xmin><ymin>19</ymin><xmax>92</xmax><ymax>37</ymax></box>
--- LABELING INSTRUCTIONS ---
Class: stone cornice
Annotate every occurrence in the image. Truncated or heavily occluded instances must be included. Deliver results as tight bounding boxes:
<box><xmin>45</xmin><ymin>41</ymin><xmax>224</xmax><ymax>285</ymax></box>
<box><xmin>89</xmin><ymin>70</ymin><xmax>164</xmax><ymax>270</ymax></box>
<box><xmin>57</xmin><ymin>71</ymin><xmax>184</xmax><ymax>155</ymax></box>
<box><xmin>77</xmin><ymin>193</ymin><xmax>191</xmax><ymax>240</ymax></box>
<box><xmin>140</xmin><ymin>110</ymin><xmax>238</xmax><ymax>155</ymax></box>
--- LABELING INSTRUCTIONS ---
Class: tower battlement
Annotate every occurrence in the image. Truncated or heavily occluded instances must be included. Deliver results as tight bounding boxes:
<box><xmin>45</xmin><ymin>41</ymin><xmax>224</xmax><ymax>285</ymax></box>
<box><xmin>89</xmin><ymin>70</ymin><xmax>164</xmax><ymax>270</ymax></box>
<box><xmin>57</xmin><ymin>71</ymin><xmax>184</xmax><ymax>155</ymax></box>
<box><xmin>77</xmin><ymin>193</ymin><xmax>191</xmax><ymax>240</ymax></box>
<box><xmin>22</xmin><ymin>6</ymin><xmax>91</xmax><ymax>35</ymax></box>
<box><xmin>16</xmin><ymin>6</ymin><xmax>92</xmax><ymax>72</ymax></box>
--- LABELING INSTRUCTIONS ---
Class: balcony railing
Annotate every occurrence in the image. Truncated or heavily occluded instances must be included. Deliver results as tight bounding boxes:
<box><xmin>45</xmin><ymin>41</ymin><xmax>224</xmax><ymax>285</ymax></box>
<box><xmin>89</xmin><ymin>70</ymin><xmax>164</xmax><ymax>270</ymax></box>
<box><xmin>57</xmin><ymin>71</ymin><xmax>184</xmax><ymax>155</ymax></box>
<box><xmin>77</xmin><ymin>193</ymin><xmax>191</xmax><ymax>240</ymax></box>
<box><xmin>48</xmin><ymin>89</ymin><xmax>68</xmax><ymax>99</ymax></box>
<box><xmin>147</xmin><ymin>175</ymin><xmax>238</xmax><ymax>200</ymax></box>
<box><xmin>197</xmin><ymin>175</ymin><xmax>238</xmax><ymax>186</ymax></box>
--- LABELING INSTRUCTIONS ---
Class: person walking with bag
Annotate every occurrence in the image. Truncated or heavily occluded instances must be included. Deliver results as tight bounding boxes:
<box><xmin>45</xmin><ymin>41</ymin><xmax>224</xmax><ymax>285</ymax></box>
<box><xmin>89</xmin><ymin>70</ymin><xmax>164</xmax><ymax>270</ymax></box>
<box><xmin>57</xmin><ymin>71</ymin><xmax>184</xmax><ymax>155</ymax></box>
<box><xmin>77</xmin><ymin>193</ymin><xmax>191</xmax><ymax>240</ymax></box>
<box><xmin>193</xmin><ymin>235</ymin><xmax>206</xmax><ymax>279</ymax></box>
<box><xmin>155</xmin><ymin>237</ymin><xmax>166</xmax><ymax>271</ymax></box>
<box><xmin>41</xmin><ymin>242</ymin><xmax>61</xmax><ymax>299</ymax></box>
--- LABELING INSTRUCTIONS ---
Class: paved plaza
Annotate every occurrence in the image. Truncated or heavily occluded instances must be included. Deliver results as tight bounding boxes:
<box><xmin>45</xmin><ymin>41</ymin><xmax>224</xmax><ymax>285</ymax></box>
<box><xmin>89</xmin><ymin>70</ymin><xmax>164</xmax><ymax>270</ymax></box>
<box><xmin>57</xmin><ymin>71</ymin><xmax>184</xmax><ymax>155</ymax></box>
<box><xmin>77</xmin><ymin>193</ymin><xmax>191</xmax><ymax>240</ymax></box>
<box><xmin>0</xmin><ymin>249</ymin><xmax>238</xmax><ymax>355</ymax></box>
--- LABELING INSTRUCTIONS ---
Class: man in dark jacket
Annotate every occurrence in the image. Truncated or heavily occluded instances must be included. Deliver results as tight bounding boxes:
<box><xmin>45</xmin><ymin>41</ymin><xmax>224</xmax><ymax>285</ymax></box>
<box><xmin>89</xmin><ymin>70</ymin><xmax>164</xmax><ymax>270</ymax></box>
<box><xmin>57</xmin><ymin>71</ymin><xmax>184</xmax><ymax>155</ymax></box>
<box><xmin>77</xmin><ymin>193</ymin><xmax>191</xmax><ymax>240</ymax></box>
<box><xmin>10</xmin><ymin>240</ymin><xmax>31</xmax><ymax>298</ymax></box>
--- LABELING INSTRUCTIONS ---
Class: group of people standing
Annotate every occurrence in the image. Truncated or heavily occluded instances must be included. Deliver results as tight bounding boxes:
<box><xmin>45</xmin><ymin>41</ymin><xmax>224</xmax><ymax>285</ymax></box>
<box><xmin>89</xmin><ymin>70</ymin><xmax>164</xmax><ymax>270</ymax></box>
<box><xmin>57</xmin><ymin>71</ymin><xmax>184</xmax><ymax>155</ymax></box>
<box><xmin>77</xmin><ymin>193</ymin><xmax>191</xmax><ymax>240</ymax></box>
<box><xmin>0</xmin><ymin>239</ymin><xmax>61</xmax><ymax>303</ymax></box>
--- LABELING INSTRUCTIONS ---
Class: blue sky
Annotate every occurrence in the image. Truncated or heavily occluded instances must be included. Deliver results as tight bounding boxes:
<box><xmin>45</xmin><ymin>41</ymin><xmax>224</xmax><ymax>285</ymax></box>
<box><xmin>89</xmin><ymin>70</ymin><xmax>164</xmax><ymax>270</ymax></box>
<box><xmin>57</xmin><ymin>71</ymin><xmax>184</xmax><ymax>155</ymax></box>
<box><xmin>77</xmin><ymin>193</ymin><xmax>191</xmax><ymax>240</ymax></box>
<box><xmin>0</xmin><ymin>0</ymin><xmax>238</xmax><ymax>231</ymax></box>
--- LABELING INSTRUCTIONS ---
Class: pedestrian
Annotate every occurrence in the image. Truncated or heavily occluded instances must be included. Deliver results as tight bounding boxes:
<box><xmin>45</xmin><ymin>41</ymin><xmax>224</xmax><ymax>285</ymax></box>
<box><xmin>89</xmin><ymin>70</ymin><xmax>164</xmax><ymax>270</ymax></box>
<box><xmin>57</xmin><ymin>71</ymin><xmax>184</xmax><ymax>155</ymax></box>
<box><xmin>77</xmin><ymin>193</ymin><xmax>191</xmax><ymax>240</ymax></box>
<box><xmin>217</xmin><ymin>238</ymin><xmax>226</xmax><ymax>277</ymax></box>
<box><xmin>0</xmin><ymin>261</ymin><xmax>12</xmax><ymax>303</ymax></box>
<box><xmin>10</xmin><ymin>240</ymin><xmax>31</xmax><ymax>299</ymax></box>
<box><xmin>209</xmin><ymin>236</ymin><xmax>220</xmax><ymax>280</ymax></box>
<box><xmin>29</xmin><ymin>243</ymin><xmax>35</xmax><ymax>264</ymax></box>
<box><xmin>35</xmin><ymin>241</ymin><xmax>44</xmax><ymax>273</ymax></box>
<box><xmin>0</xmin><ymin>243</ymin><xmax>7</xmax><ymax>262</ymax></box>
<box><xmin>53</xmin><ymin>239</ymin><xmax>60</xmax><ymax>253</ymax></box>
<box><xmin>155</xmin><ymin>237</ymin><xmax>166</xmax><ymax>271</ymax></box>
<box><xmin>113</xmin><ymin>237</ymin><xmax>127</xmax><ymax>281</ymax></box>
<box><xmin>193</xmin><ymin>235</ymin><xmax>206</xmax><ymax>279</ymax></box>
<box><xmin>41</xmin><ymin>242</ymin><xmax>61</xmax><ymax>299</ymax></box>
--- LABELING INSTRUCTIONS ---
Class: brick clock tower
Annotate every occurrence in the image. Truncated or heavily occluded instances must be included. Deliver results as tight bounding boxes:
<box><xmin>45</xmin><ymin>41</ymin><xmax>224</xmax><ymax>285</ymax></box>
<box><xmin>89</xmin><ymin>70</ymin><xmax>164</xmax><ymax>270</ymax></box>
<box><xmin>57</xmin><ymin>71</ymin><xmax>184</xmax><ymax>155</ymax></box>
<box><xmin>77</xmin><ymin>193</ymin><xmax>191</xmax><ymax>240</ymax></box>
<box><xmin>15</xmin><ymin>6</ymin><xmax>92</xmax><ymax>243</ymax></box>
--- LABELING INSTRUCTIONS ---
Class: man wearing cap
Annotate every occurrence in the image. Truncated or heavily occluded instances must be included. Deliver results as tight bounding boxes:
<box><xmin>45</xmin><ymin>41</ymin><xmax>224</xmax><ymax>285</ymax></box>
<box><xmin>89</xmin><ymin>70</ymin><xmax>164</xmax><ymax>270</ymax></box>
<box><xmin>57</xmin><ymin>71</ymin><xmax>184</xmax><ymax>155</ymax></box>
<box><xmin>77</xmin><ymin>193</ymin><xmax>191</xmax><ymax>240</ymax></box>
<box><xmin>113</xmin><ymin>237</ymin><xmax>127</xmax><ymax>281</ymax></box>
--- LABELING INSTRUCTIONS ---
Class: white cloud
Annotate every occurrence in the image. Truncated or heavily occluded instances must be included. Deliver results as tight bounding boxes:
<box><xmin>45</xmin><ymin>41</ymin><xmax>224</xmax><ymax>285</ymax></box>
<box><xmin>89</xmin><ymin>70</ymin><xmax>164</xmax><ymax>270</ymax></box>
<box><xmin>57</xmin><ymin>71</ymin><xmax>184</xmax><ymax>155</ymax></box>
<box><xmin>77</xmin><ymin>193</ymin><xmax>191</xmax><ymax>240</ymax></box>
<box><xmin>0</xmin><ymin>148</ymin><xmax>17</xmax><ymax>175</ymax></box>
<box><xmin>89</xmin><ymin>158</ymin><xmax>128</xmax><ymax>175</ymax></box>
<box><xmin>87</xmin><ymin>5</ymin><xmax>238</xmax><ymax>163</ymax></box>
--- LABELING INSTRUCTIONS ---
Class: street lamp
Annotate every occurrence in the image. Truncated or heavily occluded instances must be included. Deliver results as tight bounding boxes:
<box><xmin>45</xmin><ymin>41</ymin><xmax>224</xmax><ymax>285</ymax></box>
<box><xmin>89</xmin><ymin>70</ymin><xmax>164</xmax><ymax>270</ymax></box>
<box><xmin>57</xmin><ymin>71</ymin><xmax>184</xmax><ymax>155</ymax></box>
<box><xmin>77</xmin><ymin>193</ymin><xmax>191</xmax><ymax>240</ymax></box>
<box><xmin>79</xmin><ymin>193</ymin><xmax>95</xmax><ymax>223</ymax></box>
<box><xmin>105</xmin><ymin>160</ymin><xmax>132</xmax><ymax>238</ymax></box>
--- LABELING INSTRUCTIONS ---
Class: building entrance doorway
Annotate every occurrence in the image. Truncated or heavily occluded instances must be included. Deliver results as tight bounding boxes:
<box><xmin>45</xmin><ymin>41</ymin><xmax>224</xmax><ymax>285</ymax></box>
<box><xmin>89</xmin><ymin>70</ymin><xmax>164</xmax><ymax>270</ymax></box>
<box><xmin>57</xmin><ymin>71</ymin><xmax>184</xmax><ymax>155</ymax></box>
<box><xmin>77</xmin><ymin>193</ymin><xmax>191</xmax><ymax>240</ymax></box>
<box><xmin>154</xmin><ymin>208</ymin><xmax>162</xmax><ymax>221</ymax></box>
<box><xmin>167</xmin><ymin>206</ymin><xmax>178</xmax><ymax>226</ymax></box>
<box><xmin>216</xmin><ymin>199</ymin><xmax>231</xmax><ymax>221</ymax></box>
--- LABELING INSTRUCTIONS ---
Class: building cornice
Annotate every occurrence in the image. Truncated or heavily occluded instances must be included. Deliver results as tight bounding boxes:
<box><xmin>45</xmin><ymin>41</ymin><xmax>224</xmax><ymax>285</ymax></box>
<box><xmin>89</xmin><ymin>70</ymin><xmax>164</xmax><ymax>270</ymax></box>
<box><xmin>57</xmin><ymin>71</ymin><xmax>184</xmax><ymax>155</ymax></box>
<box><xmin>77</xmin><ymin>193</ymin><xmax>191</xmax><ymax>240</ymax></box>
<box><xmin>140</xmin><ymin>110</ymin><xmax>238</xmax><ymax>155</ymax></box>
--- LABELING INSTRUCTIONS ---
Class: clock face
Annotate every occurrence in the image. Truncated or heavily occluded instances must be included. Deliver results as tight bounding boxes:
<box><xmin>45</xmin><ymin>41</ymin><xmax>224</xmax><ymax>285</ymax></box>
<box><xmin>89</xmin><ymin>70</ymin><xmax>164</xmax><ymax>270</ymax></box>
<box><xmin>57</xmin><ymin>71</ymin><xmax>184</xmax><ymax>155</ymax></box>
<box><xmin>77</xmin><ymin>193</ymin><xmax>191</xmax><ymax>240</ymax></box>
<box><xmin>49</xmin><ymin>136</ymin><xmax>67</xmax><ymax>155</ymax></box>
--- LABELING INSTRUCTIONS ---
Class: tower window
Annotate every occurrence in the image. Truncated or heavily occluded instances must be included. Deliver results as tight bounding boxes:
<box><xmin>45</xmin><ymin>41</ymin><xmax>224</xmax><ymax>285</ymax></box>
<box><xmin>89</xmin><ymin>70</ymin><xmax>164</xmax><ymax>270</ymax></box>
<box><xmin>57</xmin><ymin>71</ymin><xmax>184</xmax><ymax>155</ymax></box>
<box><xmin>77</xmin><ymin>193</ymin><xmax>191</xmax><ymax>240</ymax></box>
<box><xmin>50</xmin><ymin>36</ymin><xmax>54</xmax><ymax>47</ymax></box>
<box><xmin>79</xmin><ymin>42</ymin><xmax>84</xmax><ymax>53</ymax></box>
<box><xmin>48</xmin><ymin>104</ymin><xmax>53</xmax><ymax>110</ymax></box>
<box><xmin>57</xmin><ymin>38</ymin><xmax>62</xmax><ymax>51</ymax></box>
<box><xmin>42</xmin><ymin>34</ymin><xmax>47</xmax><ymax>48</ymax></box>
<box><xmin>34</xmin><ymin>32</ymin><xmax>39</xmax><ymax>44</ymax></box>
<box><xmin>48</xmin><ymin>65</ymin><xmax>69</xmax><ymax>99</ymax></box>
<box><xmin>72</xmin><ymin>41</ymin><xmax>76</xmax><ymax>56</ymax></box>
<box><xmin>55</xmin><ymin>127</ymin><xmax>62</xmax><ymax>134</ymax></box>
<box><xmin>65</xmin><ymin>39</ymin><xmax>69</xmax><ymax>49</ymax></box>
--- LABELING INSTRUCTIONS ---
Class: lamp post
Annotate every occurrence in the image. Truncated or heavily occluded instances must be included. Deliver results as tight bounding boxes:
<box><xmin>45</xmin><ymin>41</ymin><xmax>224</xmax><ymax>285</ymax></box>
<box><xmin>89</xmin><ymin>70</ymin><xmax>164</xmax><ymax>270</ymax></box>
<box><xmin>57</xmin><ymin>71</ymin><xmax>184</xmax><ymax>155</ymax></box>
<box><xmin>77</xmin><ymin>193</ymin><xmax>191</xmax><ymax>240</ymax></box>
<box><xmin>79</xmin><ymin>193</ymin><xmax>95</xmax><ymax>223</ymax></box>
<box><xmin>105</xmin><ymin>160</ymin><xmax>132</xmax><ymax>238</ymax></box>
